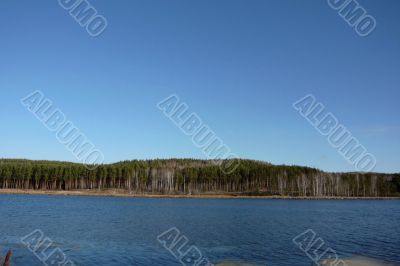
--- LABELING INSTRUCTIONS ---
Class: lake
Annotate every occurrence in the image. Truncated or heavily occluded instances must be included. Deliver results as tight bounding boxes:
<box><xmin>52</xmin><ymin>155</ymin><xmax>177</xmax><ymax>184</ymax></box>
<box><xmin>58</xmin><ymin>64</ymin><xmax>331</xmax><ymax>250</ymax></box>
<box><xmin>0</xmin><ymin>195</ymin><xmax>399</xmax><ymax>265</ymax></box>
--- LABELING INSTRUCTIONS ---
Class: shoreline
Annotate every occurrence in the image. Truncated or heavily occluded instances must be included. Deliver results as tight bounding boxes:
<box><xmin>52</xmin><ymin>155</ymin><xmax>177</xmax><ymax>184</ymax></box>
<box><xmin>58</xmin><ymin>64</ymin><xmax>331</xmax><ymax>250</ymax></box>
<box><xmin>0</xmin><ymin>189</ymin><xmax>399</xmax><ymax>200</ymax></box>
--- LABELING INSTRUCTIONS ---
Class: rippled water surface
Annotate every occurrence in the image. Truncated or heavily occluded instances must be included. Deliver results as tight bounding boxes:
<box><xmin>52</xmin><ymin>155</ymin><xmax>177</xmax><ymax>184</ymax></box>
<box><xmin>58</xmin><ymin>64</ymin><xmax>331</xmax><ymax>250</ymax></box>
<box><xmin>0</xmin><ymin>195</ymin><xmax>399</xmax><ymax>265</ymax></box>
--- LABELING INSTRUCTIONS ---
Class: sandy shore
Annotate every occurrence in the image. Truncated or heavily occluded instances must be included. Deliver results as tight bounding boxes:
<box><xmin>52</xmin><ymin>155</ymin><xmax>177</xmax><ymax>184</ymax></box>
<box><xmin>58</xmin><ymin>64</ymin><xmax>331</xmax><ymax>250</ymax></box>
<box><xmin>0</xmin><ymin>189</ymin><xmax>399</xmax><ymax>200</ymax></box>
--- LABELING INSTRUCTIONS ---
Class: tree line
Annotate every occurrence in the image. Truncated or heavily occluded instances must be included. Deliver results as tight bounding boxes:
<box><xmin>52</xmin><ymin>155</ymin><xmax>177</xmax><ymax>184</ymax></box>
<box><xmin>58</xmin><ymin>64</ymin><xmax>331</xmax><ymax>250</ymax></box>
<box><xmin>0</xmin><ymin>159</ymin><xmax>399</xmax><ymax>197</ymax></box>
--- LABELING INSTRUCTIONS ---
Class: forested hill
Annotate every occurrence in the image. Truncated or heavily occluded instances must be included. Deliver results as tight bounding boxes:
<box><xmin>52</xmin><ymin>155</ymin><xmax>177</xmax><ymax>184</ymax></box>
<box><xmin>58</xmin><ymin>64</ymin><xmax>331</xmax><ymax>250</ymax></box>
<box><xmin>0</xmin><ymin>159</ymin><xmax>399</xmax><ymax>197</ymax></box>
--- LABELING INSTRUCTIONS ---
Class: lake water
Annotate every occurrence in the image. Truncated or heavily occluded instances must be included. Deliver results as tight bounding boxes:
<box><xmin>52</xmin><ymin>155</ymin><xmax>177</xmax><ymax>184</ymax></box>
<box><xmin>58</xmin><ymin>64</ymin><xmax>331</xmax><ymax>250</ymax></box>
<box><xmin>0</xmin><ymin>195</ymin><xmax>399</xmax><ymax>266</ymax></box>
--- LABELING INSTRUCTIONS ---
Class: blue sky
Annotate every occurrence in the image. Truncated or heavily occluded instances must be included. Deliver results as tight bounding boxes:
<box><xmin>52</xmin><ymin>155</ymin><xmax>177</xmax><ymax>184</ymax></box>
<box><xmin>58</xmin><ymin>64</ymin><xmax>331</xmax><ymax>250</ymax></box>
<box><xmin>0</xmin><ymin>0</ymin><xmax>399</xmax><ymax>173</ymax></box>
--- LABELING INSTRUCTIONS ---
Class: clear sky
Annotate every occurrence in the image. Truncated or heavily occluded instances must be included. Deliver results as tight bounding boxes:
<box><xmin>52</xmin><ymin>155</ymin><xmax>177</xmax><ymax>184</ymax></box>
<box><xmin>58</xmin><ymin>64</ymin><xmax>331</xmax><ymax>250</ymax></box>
<box><xmin>1</xmin><ymin>0</ymin><xmax>399</xmax><ymax>173</ymax></box>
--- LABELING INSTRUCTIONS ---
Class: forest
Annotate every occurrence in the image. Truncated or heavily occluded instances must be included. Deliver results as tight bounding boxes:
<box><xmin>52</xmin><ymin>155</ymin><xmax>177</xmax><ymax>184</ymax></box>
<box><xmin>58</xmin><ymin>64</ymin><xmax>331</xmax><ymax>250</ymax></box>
<box><xmin>0</xmin><ymin>159</ymin><xmax>399</xmax><ymax>197</ymax></box>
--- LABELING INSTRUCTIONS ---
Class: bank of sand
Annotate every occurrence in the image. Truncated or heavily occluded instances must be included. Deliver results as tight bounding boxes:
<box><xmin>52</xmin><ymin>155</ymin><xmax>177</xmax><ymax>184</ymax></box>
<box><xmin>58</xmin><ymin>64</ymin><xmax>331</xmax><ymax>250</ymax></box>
<box><xmin>320</xmin><ymin>256</ymin><xmax>397</xmax><ymax>266</ymax></box>
<box><xmin>0</xmin><ymin>189</ymin><xmax>399</xmax><ymax>200</ymax></box>
<box><xmin>215</xmin><ymin>257</ymin><xmax>397</xmax><ymax>265</ymax></box>
<box><xmin>212</xmin><ymin>257</ymin><xmax>397</xmax><ymax>265</ymax></box>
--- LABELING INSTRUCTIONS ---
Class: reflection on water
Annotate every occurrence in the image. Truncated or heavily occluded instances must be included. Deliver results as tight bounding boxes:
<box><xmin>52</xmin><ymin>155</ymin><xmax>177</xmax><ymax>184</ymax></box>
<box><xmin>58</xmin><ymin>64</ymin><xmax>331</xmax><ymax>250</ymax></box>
<box><xmin>0</xmin><ymin>195</ymin><xmax>399</xmax><ymax>266</ymax></box>
<box><xmin>216</xmin><ymin>261</ymin><xmax>265</xmax><ymax>266</ymax></box>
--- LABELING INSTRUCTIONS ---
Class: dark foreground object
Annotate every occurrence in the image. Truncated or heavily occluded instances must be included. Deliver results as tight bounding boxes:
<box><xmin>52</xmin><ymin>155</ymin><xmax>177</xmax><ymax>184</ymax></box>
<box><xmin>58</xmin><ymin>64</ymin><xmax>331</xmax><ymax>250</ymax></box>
<box><xmin>1</xmin><ymin>250</ymin><xmax>12</xmax><ymax>266</ymax></box>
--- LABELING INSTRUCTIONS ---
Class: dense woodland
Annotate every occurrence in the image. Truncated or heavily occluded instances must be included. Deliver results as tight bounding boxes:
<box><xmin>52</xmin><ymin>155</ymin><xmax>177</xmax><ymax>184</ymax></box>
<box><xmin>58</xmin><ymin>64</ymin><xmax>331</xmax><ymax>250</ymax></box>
<box><xmin>0</xmin><ymin>159</ymin><xmax>399</xmax><ymax>197</ymax></box>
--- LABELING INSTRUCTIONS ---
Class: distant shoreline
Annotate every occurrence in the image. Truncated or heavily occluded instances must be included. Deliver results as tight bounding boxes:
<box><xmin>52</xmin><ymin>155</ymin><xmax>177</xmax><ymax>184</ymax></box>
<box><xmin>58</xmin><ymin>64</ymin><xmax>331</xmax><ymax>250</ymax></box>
<box><xmin>0</xmin><ymin>189</ymin><xmax>399</xmax><ymax>200</ymax></box>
